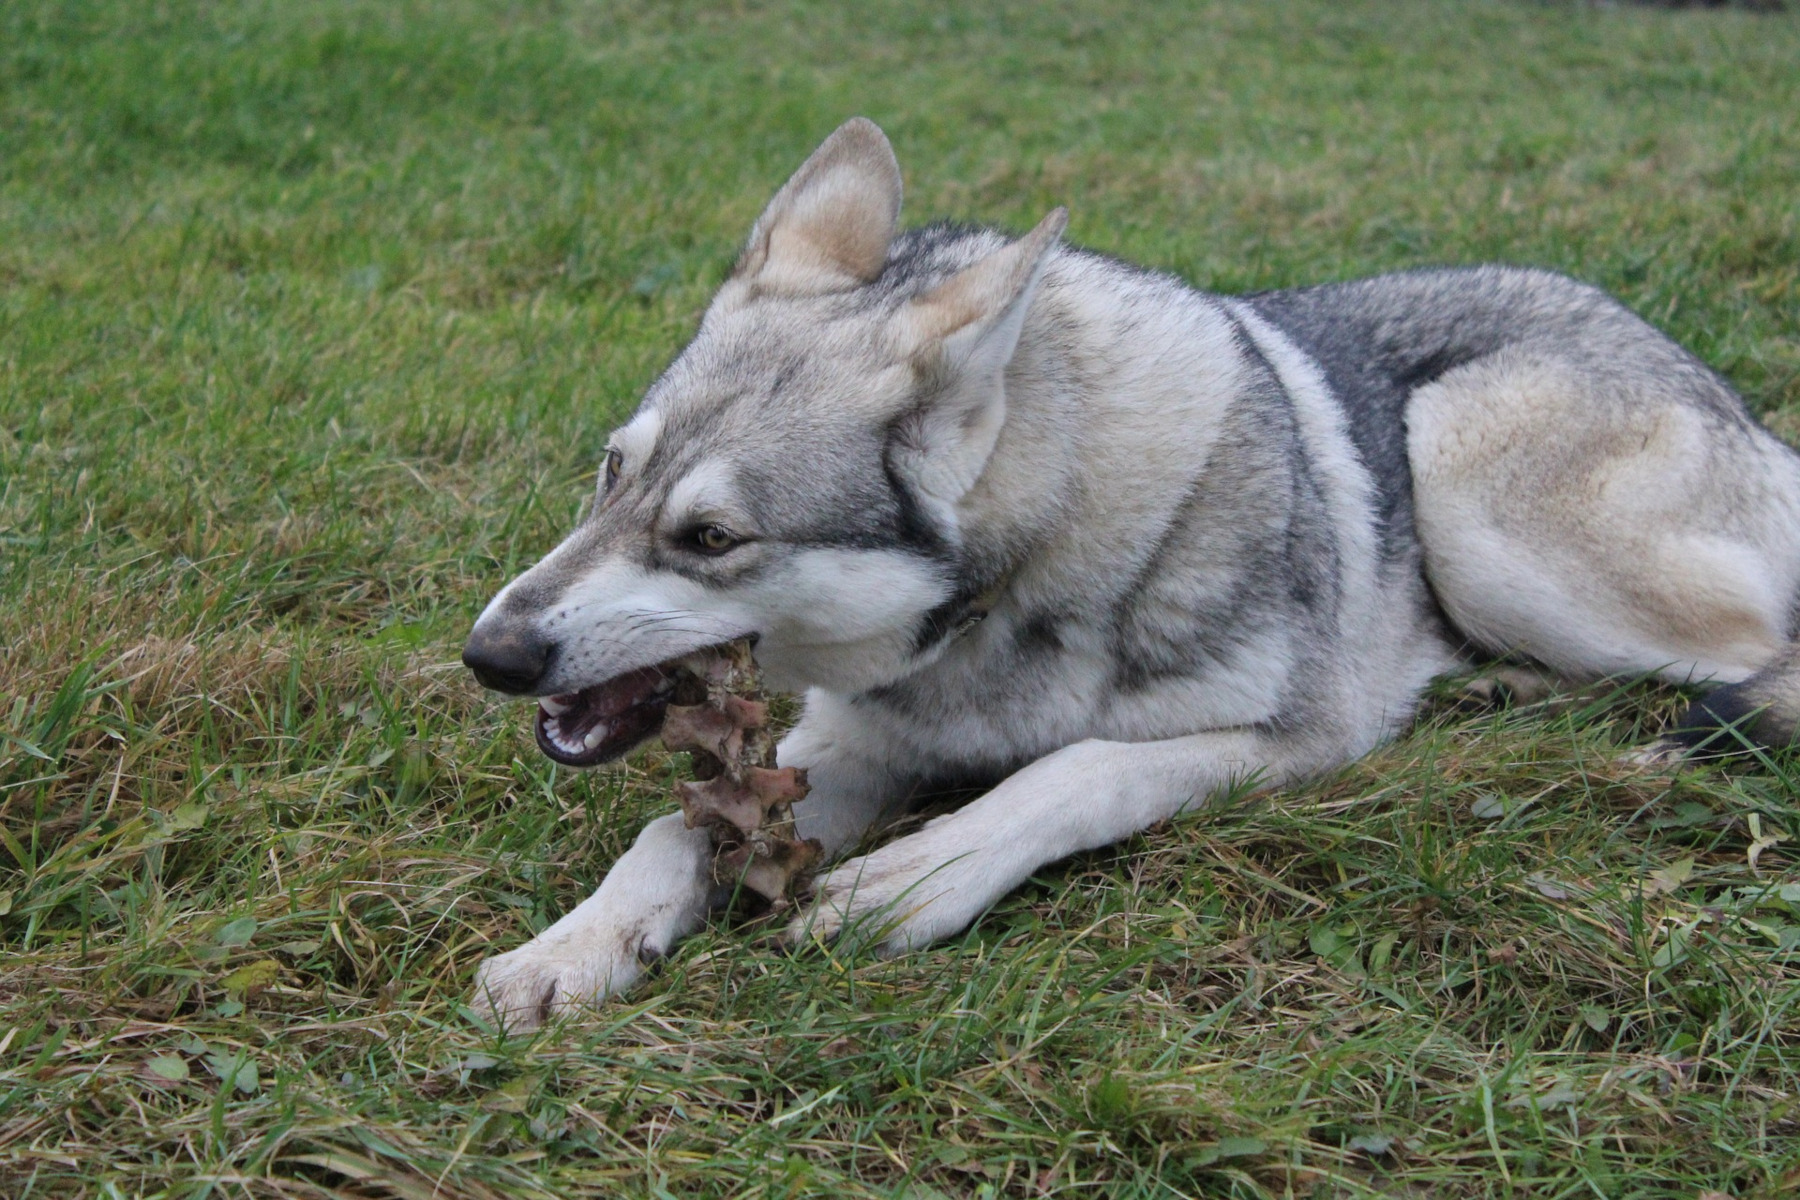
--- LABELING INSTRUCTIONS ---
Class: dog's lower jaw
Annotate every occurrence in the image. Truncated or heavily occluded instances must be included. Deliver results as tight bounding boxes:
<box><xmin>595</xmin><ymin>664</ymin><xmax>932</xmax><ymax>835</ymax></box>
<box><xmin>469</xmin><ymin>812</ymin><xmax>719</xmax><ymax>1032</ymax></box>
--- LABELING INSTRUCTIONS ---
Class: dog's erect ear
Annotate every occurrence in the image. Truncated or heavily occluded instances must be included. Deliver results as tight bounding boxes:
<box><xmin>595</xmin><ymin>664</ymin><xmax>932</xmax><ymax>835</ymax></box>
<box><xmin>734</xmin><ymin>117</ymin><xmax>902</xmax><ymax>295</ymax></box>
<box><xmin>890</xmin><ymin>208</ymin><xmax>1067</xmax><ymax>529</ymax></box>
<box><xmin>902</xmin><ymin>207</ymin><xmax>1067</xmax><ymax>370</ymax></box>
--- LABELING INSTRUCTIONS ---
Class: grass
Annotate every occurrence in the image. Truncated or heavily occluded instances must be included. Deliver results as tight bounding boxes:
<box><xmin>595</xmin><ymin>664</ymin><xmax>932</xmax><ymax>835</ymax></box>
<box><xmin>3</xmin><ymin>0</ymin><xmax>1799</xmax><ymax>1194</ymax></box>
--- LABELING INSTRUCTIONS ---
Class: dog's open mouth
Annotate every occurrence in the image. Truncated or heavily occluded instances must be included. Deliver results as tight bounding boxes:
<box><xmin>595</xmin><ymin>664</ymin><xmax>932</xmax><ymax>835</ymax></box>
<box><xmin>532</xmin><ymin>645</ymin><xmax>739</xmax><ymax>768</ymax></box>
<box><xmin>534</xmin><ymin>666</ymin><xmax>678</xmax><ymax>768</ymax></box>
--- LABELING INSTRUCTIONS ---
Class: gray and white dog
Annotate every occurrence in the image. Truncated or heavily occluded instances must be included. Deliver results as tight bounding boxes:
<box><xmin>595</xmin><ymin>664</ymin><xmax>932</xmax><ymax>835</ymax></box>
<box><xmin>463</xmin><ymin>118</ymin><xmax>1800</xmax><ymax>1028</ymax></box>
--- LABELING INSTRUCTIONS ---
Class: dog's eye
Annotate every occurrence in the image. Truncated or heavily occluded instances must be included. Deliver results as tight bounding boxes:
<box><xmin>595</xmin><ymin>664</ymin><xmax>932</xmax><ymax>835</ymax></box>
<box><xmin>603</xmin><ymin>449</ymin><xmax>622</xmax><ymax>493</ymax></box>
<box><xmin>692</xmin><ymin>524</ymin><xmax>739</xmax><ymax>554</ymax></box>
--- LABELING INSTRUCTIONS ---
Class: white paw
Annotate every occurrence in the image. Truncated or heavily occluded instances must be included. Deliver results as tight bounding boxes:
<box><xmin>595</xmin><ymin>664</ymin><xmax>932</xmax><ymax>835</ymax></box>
<box><xmin>469</xmin><ymin>930</ymin><xmax>653</xmax><ymax>1033</ymax></box>
<box><xmin>1618</xmin><ymin>738</ymin><xmax>1686</xmax><ymax>771</ymax></box>
<box><xmin>467</xmin><ymin>812</ymin><xmax>718</xmax><ymax>1033</ymax></box>
<box><xmin>786</xmin><ymin>827</ymin><xmax>996</xmax><ymax>955</ymax></box>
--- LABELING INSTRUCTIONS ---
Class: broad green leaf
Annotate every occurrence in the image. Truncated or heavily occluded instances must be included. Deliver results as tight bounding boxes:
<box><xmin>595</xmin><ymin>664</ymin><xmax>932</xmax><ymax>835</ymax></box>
<box><xmin>146</xmin><ymin>1055</ymin><xmax>188</xmax><ymax>1082</ymax></box>
<box><xmin>1368</xmin><ymin>932</ymin><xmax>1399</xmax><ymax>973</ymax></box>
<box><xmin>219</xmin><ymin>959</ymin><xmax>280</xmax><ymax>997</ymax></box>
<box><xmin>215</xmin><ymin>917</ymin><xmax>257</xmax><ymax>947</ymax></box>
<box><xmin>481</xmin><ymin>1072</ymin><xmax>543</xmax><ymax>1113</ymax></box>
<box><xmin>168</xmin><ymin>802</ymin><xmax>208</xmax><ymax>831</ymax></box>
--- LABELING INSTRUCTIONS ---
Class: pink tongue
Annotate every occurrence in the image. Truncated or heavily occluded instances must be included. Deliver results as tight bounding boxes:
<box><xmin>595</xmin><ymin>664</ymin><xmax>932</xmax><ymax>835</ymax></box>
<box><xmin>581</xmin><ymin>665</ymin><xmax>669</xmax><ymax>717</ymax></box>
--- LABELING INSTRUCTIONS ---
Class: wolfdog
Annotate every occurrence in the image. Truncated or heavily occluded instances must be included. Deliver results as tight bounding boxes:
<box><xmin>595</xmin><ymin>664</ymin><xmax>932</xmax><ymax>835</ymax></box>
<box><xmin>462</xmin><ymin>118</ymin><xmax>1800</xmax><ymax>1028</ymax></box>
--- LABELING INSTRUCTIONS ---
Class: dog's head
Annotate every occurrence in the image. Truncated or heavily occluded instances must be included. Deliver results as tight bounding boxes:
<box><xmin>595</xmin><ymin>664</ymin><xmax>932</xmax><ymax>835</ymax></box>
<box><xmin>463</xmin><ymin>118</ymin><xmax>1065</xmax><ymax>767</ymax></box>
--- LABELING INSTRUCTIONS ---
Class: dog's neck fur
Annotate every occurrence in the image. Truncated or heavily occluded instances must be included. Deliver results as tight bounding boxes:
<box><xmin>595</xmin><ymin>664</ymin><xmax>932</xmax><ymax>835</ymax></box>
<box><xmin>926</xmin><ymin>252</ymin><xmax>1244</xmax><ymax>634</ymax></box>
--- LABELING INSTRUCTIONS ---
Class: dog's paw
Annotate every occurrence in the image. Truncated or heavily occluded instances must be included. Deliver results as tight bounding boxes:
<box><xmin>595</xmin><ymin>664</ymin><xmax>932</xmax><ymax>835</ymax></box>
<box><xmin>1617</xmin><ymin>738</ymin><xmax>1686</xmax><ymax>771</ymax></box>
<box><xmin>785</xmin><ymin>833</ymin><xmax>990</xmax><ymax>956</ymax></box>
<box><xmin>468</xmin><ymin>933</ymin><xmax>653</xmax><ymax>1034</ymax></box>
<box><xmin>1455</xmin><ymin>665</ymin><xmax>1561</xmax><ymax>710</ymax></box>
<box><xmin>467</xmin><ymin>812</ymin><xmax>719</xmax><ymax>1033</ymax></box>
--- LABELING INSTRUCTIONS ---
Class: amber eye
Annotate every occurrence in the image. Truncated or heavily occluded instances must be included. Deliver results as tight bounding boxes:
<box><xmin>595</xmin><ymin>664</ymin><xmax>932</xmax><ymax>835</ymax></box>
<box><xmin>693</xmin><ymin>524</ymin><xmax>738</xmax><ymax>554</ymax></box>
<box><xmin>603</xmin><ymin>448</ymin><xmax>622</xmax><ymax>493</ymax></box>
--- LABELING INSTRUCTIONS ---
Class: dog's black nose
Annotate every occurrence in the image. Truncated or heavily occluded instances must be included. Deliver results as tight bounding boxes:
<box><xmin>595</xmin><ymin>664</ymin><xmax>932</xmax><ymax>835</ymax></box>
<box><xmin>462</xmin><ymin>625</ymin><xmax>554</xmax><ymax>694</ymax></box>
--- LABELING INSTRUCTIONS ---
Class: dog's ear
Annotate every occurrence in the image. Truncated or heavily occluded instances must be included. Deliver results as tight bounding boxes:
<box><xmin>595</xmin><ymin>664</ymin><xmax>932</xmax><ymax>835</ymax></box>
<box><xmin>733</xmin><ymin>117</ymin><xmax>902</xmax><ymax>295</ymax></box>
<box><xmin>890</xmin><ymin>208</ymin><xmax>1067</xmax><ymax>526</ymax></box>
<box><xmin>902</xmin><ymin>207</ymin><xmax>1067</xmax><ymax>371</ymax></box>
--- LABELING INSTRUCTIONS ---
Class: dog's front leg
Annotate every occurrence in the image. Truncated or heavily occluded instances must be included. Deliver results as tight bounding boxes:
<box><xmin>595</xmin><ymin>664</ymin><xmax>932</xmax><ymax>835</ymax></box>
<box><xmin>471</xmin><ymin>694</ymin><xmax>908</xmax><ymax>1030</ymax></box>
<box><xmin>779</xmin><ymin>690</ymin><xmax>915</xmax><ymax>856</ymax></box>
<box><xmin>789</xmin><ymin>729</ymin><xmax>1318</xmax><ymax>955</ymax></box>
<box><xmin>470</xmin><ymin>811</ymin><xmax>718</xmax><ymax>1031</ymax></box>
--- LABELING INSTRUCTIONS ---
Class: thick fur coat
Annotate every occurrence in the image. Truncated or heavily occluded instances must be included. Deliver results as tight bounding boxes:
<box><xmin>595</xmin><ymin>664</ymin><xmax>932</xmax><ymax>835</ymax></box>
<box><xmin>461</xmin><ymin>119</ymin><xmax>1800</xmax><ymax>1029</ymax></box>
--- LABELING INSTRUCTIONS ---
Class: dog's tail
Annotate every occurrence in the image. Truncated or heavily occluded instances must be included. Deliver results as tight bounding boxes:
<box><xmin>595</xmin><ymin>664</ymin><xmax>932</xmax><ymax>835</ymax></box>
<box><xmin>1667</xmin><ymin>643</ymin><xmax>1800</xmax><ymax>756</ymax></box>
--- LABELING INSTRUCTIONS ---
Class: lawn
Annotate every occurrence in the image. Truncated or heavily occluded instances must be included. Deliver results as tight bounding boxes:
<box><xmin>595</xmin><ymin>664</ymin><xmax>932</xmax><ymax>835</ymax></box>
<box><xmin>3</xmin><ymin>1</ymin><xmax>1799</xmax><ymax>1195</ymax></box>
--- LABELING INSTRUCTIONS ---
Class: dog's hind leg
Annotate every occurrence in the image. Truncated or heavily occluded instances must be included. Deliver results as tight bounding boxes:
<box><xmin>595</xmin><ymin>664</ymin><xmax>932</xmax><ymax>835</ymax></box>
<box><xmin>1653</xmin><ymin>641</ymin><xmax>1800</xmax><ymax>756</ymax></box>
<box><xmin>785</xmin><ymin>727</ymin><xmax>1330</xmax><ymax>955</ymax></box>
<box><xmin>1453</xmin><ymin>663</ymin><xmax>1564</xmax><ymax>709</ymax></box>
<box><xmin>1409</xmin><ymin>346</ymin><xmax>1800</xmax><ymax>700</ymax></box>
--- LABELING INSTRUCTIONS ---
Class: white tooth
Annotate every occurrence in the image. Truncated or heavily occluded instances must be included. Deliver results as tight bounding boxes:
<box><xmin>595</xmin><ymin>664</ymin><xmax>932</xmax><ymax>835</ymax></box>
<box><xmin>584</xmin><ymin>724</ymin><xmax>608</xmax><ymax>750</ymax></box>
<box><xmin>541</xmin><ymin>696</ymin><xmax>572</xmax><ymax>716</ymax></box>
